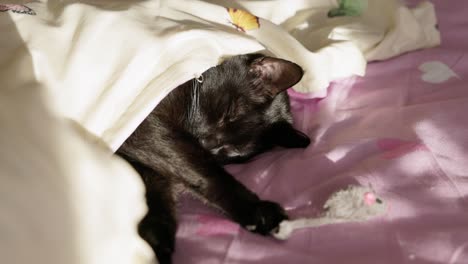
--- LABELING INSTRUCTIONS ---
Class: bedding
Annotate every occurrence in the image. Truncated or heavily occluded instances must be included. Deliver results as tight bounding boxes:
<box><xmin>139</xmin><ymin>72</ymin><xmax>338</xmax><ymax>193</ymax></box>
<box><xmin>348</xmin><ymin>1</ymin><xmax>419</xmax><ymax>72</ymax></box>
<box><xmin>173</xmin><ymin>1</ymin><xmax>468</xmax><ymax>263</ymax></box>
<box><xmin>0</xmin><ymin>0</ymin><xmax>438</xmax><ymax>151</ymax></box>
<box><xmin>0</xmin><ymin>84</ymin><xmax>153</xmax><ymax>263</ymax></box>
<box><xmin>0</xmin><ymin>0</ymin><xmax>458</xmax><ymax>264</ymax></box>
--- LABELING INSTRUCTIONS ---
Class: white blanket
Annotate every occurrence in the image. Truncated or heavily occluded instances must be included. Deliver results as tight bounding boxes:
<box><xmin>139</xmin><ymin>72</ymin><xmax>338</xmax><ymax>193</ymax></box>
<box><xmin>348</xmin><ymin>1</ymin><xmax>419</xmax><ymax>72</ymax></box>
<box><xmin>0</xmin><ymin>87</ymin><xmax>155</xmax><ymax>264</ymax></box>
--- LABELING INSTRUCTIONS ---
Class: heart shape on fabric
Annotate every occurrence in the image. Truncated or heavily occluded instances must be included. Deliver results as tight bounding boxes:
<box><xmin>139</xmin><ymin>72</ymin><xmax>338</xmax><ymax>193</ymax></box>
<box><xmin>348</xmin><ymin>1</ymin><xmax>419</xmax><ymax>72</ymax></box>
<box><xmin>419</xmin><ymin>61</ymin><xmax>458</xmax><ymax>84</ymax></box>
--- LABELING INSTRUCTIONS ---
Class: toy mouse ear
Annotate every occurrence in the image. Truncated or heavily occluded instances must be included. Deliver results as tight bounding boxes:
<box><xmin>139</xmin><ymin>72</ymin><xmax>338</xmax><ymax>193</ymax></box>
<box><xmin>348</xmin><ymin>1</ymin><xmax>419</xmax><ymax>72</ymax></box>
<box><xmin>249</xmin><ymin>56</ymin><xmax>304</xmax><ymax>97</ymax></box>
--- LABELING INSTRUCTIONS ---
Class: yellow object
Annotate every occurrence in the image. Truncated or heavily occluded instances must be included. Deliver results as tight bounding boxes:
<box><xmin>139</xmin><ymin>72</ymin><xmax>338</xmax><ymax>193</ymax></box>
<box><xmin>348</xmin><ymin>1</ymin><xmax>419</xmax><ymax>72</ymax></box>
<box><xmin>227</xmin><ymin>8</ymin><xmax>260</xmax><ymax>32</ymax></box>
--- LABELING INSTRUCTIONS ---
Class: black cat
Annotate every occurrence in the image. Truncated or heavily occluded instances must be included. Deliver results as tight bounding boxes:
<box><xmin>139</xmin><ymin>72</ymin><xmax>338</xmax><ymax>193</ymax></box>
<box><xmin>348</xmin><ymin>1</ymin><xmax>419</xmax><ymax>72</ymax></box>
<box><xmin>117</xmin><ymin>53</ymin><xmax>310</xmax><ymax>264</ymax></box>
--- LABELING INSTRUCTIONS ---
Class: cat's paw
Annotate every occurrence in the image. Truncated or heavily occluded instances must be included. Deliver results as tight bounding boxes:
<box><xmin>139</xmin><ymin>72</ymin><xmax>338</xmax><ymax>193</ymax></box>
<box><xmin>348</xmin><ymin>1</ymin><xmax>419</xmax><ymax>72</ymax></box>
<box><xmin>243</xmin><ymin>200</ymin><xmax>288</xmax><ymax>235</ymax></box>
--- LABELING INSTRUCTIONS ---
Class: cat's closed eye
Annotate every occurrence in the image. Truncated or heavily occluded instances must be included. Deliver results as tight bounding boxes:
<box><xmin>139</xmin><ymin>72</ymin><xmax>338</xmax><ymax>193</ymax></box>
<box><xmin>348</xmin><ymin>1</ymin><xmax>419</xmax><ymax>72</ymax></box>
<box><xmin>221</xmin><ymin>102</ymin><xmax>246</xmax><ymax>123</ymax></box>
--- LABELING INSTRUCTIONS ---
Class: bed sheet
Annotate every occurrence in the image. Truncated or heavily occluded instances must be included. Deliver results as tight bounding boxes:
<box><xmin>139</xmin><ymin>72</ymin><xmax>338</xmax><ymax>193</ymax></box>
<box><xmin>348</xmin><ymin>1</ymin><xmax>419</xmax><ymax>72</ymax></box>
<box><xmin>174</xmin><ymin>1</ymin><xmax>468</xmax><ymax>263</ymax></box>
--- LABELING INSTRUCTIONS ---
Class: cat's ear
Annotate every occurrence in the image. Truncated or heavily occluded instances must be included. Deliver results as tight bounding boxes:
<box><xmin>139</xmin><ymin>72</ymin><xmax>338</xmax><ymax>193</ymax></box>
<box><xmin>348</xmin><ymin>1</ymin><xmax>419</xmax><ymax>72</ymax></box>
<box><xmin>249</xmin><ymin>57</ymin><xmax>303</xmax><ymax>97</ymax></box>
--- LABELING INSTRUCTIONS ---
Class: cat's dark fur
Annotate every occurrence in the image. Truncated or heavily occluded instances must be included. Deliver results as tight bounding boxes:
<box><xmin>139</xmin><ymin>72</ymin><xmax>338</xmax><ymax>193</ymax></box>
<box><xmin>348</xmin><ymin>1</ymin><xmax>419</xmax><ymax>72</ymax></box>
<box><xmin>117</xmin><ymin>53</ymin><xmax>310</xmax><ymax>264</ymax></box>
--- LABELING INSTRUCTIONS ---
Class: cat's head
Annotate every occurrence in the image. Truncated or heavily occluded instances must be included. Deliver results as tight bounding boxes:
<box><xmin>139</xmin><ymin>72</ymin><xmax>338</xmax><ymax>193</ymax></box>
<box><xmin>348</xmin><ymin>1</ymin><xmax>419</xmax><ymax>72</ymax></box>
<box><xmin>189</xmin><ymin>53</ymin><xmax>307</xmax><ymax>163</ymax></box>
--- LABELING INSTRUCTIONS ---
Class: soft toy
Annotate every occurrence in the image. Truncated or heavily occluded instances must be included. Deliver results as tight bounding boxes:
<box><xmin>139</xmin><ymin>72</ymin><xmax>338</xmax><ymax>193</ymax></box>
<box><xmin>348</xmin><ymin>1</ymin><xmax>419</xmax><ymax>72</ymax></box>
<box><xmin>273</xmin><ymin>186</ymin><xmax>388</xmax><ymax>240</ymax></box>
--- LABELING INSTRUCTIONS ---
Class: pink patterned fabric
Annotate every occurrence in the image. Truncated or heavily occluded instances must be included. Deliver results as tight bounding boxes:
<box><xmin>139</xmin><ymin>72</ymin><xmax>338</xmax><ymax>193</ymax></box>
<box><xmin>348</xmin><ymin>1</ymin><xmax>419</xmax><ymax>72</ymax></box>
<box><xmin>174</xmin><ymin>1</ymin><xmax>468</xmax><ymax>263</ymax></box>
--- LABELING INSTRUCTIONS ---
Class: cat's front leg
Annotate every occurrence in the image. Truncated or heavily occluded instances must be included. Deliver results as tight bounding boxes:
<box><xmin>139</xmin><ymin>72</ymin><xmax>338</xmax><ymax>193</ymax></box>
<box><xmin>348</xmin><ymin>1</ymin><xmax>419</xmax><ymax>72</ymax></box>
<box><xmin>121</xmin><ymin>128</ymin><xmax>287</xmax><ymax>236</ymax></box>
<box><xmin>170</xmin><ymin>149</ymin><xmax>289</xmax><ymax>235</ymax></box>
<box><xmin>194</xmin><ymin>167</ymin><xmax>289</xmax><ymax>235</ymax></box>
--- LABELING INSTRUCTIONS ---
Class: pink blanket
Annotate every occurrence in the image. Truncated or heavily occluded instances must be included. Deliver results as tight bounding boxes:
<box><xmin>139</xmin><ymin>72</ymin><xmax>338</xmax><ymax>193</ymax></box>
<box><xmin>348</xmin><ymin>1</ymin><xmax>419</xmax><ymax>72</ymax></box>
<box><xmin>174</xmin><ymin>1</ymin><xmax>468</xmax><ymax>263</ymax></box>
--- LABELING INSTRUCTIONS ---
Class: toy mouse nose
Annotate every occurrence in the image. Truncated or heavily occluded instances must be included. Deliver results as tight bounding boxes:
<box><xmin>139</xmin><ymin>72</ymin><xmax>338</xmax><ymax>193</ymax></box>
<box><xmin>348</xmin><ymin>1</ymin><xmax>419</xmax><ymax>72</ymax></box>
<box><xmin>364</xmin><ymin>192</ymin><xmax>376</xmax><ymax>205</ymax></box>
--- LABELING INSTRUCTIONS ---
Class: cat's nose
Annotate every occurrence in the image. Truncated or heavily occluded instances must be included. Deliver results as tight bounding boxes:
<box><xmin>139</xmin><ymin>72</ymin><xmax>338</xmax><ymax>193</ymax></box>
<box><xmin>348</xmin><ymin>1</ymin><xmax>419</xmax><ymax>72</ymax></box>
<box><xmin>200</xmin><ymin>137</ymin><xmax>219</xmax><ymax>149</ymax></box>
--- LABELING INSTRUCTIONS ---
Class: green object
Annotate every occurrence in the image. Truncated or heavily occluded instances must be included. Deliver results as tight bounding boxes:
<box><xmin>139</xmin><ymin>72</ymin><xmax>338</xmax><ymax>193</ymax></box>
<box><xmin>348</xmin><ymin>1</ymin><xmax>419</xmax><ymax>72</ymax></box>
<box><xmin>328</xmin><ymin>0</ymin><xmax>368</xmax><ymax>18</ymax></box>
